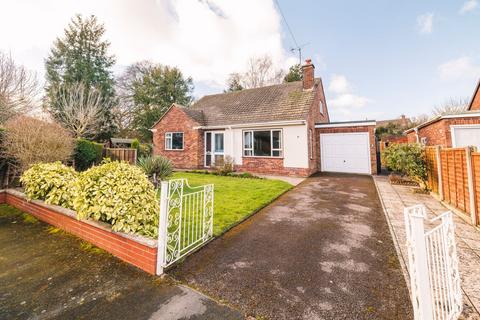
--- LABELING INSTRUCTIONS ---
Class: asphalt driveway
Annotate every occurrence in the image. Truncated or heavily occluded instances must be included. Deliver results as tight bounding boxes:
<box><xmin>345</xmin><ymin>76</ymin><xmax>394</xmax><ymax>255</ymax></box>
<box><xmin>172</xmin><ymin>173</ymin><xmax>413</xmax><ymax>319</ymax></box>
<box><xmin>0</xmin><ymin>204</ymin><xmax>242</xmax><ymax>320</ymax></box>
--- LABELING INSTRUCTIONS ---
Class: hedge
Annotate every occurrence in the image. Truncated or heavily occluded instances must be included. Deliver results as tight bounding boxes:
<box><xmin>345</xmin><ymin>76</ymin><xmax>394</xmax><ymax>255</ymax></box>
<box><xmin>74</xmin><ymin>139</ymin><xmax>104</xmax><ymax>171</ymax></box>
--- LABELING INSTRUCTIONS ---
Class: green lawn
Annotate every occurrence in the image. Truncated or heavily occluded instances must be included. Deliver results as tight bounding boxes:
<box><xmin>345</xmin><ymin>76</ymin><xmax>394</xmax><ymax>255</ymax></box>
<box><xmin>171</xmin><ymin>172</ymin><xmax>292</xmax><ymax>236</ymax></box>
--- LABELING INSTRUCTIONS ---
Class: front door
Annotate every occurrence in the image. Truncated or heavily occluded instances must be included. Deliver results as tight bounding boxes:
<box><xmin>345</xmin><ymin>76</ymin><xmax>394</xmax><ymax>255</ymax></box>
<box><xmin>205</xmin><ymin>131</ymin><xmax>225</xmax><ymax>167</ymax></box>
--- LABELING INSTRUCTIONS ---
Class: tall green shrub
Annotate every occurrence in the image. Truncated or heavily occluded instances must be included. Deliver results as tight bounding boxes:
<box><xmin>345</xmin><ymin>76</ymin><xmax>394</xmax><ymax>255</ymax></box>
<box><xmin>74</xmin><ymin>161</ymin><xmax>159</xmax><ymax>237</ymax></box>
<box><xmin>20</xmin><ymin>162</ymin><xmax>78</xmax><ymax>209</ymax></box>
<box><xmin>74</xmin><ymin>139</ymin><xmax>103</xmax><ymax>171</ymax></box>
<box><xmin>382</xmin><ymin>143</ymin><xmax>427</xmax><ymax>188</ymax></box>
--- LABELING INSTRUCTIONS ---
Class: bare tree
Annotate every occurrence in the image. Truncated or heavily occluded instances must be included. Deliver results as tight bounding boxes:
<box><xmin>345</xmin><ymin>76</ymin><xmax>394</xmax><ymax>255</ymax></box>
<box><xmin>0</xmin><ymin>51</ymin><xmax>39</xmax><ymax>123</ymax></box>
<box><xmin>432</xmin><ymin>97</ymin><xmax>469</xmax><ymax>116</ymax></box>
<box><xmin>225</xmin><ymin>55</ymin><xmax>285</xmax><ymax>90</ymax></box>
<box><xmin>50</xmin><ymin>83</ymin><xmax>107</xmax><ymax>138</ymax></box>
<box><xmin>408</xmin><ymin>114</ymin><xmax>430</xmax><ymax>128</ymax></box>
<box><xmin>241</xmin><ymin>56</ymin><xmax>285</xmax><ymax>89</ymax></box>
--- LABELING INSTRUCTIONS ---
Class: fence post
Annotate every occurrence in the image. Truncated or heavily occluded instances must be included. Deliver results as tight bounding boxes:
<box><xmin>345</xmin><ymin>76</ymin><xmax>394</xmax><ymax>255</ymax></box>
<box><xmin>156</xmin><ymin>181</ymin><xmax>169</xmax><ymax>275</ymax></box>
<box><xmin>406</xmin><ymin>208</ymin><xmax>434</xmax><ymax>320</ymax></box>
<box><xmin>465</xmin><ymin>147</ymin><xmax>477</xmax><ymax>225</ymax></box>
<box><xmin>436</xmin><ymin>146</ymin><xmax>444</xmax><ymax>201</ymax></box>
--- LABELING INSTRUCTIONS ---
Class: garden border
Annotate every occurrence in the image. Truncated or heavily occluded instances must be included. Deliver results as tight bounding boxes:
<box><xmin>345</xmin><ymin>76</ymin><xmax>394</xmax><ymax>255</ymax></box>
<box><xmin>0</xmin><ymin>189</ymin><xmax>158</xmax><ymax>274</ymax></box>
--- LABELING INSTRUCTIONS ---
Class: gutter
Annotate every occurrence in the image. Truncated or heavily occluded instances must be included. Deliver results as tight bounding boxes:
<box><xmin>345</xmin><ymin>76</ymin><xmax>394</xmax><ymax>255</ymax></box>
<box><xmin>193</xmin><ymin>120</ymin><xmax>306</xmax><ymax>130</ymax></box>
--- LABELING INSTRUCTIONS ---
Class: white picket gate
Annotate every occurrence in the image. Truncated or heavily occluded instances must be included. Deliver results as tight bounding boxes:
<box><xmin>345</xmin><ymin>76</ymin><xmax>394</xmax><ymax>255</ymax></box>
<box><xmin>156</xmin><ymin>179</ymin><xmax>214</xmax><ymax>275</ymax></box>
<box><xmin>404</xmin><ymin>205</ymin><xmax>462</xmax><ymax>320</ymax></box>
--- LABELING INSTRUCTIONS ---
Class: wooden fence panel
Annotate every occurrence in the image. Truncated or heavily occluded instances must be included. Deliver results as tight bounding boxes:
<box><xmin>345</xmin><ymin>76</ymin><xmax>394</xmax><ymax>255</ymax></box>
<box><xmin>425</xmin><ymin>147</ymin><xmax>439</xmax><ymax>193</ymax></box>
<box><xmin>473</xmin><ymin>153</ymin><xmax>480</xmax><ymax>221</ymax></box>
<box><xmin>439</xmin><ymin>148</ymin><xmax>471</xmax><ymax>214</ymax></box>
<box><xmin>105</xmin><ymin>148</ymin><xmax>137</xmax><ymax>165</ymax></box>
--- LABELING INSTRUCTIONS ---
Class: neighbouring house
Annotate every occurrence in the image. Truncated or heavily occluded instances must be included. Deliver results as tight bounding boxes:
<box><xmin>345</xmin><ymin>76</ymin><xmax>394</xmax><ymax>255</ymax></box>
<box><xmin>375</xmin><ymin>114</ymin><xmax>410</xmax><ymax>129</ymax></box>
<box><xmin>405</xmin><ymin>80</ymin><xmax>480</xmax><ymax>148</ymax></box>
<box><xmin>152</xmin><ymin>59</ymin><xmax>378</xmax><ymax>176</ymax></box>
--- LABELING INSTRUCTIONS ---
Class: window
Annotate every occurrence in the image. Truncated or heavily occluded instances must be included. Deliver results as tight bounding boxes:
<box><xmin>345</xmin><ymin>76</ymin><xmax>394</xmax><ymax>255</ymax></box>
<box><xmin>165</xmin><ymin>132</ymin><xmax>184</xmax><ymax>150</ymax></box>
<box><xmin>243</xmin><ymin>129</ymin><xmax>282</xmax><ymax>157</ymax></box>
<box><xmin>319</xmin><ymin>100</ymin><xmax>324</xmax><ymax>114</ymax></box>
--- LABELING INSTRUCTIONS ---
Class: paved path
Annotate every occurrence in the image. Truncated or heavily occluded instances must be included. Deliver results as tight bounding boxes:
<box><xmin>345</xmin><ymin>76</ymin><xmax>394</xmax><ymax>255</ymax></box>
<box><xmin>0</xmin><ymin>204</ymin><xmax>242</xmax><ymax>320</ymax></box>
<box><xmin>374</xmin><ymin>175</ymin><xmax>480</xmax><ymax>319</ymax></box>
<box><xmin>173</xmin><ymin>173</ymin><xmax>412</xmax><ymax>319</ymax></box>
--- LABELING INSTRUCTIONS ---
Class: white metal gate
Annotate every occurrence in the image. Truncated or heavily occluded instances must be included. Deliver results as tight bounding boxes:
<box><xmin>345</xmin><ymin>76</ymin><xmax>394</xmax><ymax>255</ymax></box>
<box><xmin>404</xmin><ymin>205</ymin><xmax>462</xmax><ymax>320</ymax></box>
<box><xmin>156</xmin><ymin>179</ymin><xmax>214</xmax><ymax>274</ymax></box>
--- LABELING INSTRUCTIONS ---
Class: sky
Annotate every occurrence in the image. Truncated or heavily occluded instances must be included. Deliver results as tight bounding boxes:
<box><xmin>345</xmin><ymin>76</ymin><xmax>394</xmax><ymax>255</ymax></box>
<box><xmin>0</xmin><ymin>0</ymin><xmax>479</xmax><ymax>122</ymax></box>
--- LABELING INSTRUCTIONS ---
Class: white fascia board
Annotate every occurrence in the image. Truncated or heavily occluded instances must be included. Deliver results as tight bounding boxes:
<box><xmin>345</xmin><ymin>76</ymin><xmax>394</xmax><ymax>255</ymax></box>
<box><xmin>315</xmin><ymin>121</ymin><xmax>376</xmax><ymax>129</ymax></box>
<box><xmin>442</xmin><ymin>112</ymin><xmax>480</xmax><ymax>119</ymax></box>
<box><xmin>193</xmin><ymin>120</ymin><xmax>306</xmax><ymax>130</ymax></box>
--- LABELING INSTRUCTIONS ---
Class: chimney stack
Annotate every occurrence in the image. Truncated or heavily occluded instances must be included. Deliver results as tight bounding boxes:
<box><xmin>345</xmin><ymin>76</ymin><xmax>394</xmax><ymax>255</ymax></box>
<box><xmin>302</xmin><ymin>58</ymin><xmax>315</xmax><ymax>90</ymax></box>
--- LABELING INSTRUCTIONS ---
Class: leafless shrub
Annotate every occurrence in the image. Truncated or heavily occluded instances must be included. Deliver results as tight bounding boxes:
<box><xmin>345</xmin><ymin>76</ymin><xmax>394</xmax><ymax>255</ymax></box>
<box><xmin>0</xmin><ymin>51</ymin><xmax>39</xmax><ymax>123</ymax></box>
<box><xmin>2</xmin><ymin>115</ymin><xmax>74</xmax><ymax>171</ymax></box>
<box><xmin>50</xmin><ymin>82</ymin><xmax>106</xmax><ymax>138</ymax></box>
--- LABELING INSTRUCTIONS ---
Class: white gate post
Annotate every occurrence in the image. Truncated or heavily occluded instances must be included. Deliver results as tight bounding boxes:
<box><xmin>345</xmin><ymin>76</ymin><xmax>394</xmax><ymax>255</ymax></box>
<box><xmin>156</xmin><ymin>181</ymin><xmax>169</xmax><ymax>275</ymax></box>
<box><xmin>406</xmin><ymin>208</ymin><xmax>434</xmax><ymax>320</ymax></box>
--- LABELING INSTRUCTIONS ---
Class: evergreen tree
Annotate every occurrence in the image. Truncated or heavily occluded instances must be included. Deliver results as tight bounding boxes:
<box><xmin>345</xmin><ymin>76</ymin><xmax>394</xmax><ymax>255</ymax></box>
<box><xmin>118</xmin><ymin>62</ymin><xmax>194</xmax><ymax>141</ymax></box>
<box><xmin>284</xmin><ymin>63</ymin><xmax>303</xmax><ymax>82</ymax></box>
<box><xmin>45</xmin><ymin>14</ymin><xmax>117</xmax><ymax>140</ymax></box>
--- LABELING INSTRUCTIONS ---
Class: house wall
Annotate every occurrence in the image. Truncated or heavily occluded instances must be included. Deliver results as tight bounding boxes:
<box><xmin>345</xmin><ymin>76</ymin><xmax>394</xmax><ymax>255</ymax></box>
<box><xmin>415</xmin><ymin>117</ymin><xmax>480</xmax><ymax>147</ymax></box>
<box><xmin>152</xmin><ymin>106</ymin><xmax>203</xmax><ymax>169</ymax></box>
<box><xmin>229</xmin><ymin>124</ymin><xmax>313</xmax><ymax>177</ymax></box>
<box><xmin>406</xmin><ymin>131</ymin><xmax>417</xmax><ymax>144</ymax></box>
<box><xmin>315</xmin><ymin>125</ymin><xmax>378</xmax><ymax>174</ymax></box>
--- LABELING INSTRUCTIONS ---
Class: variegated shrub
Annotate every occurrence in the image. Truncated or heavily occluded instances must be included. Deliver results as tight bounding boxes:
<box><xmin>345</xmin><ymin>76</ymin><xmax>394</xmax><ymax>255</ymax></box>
<box><xmin>20</xmin><ymin>162</ymin><xmax>78</xmax><ymax>209</ymax></box>
<box><xmin>73</xmin><ymin>161</ymin><xmax>159</xmax><ymax>237</ymax></box>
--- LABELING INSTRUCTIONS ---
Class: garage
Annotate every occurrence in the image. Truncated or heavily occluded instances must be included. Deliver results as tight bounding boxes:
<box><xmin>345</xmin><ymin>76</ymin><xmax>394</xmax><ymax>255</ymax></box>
<box><xmin>451</xmin><ymin>125</ymin><xmax>480</xmax><ymax>149</ymax></box>
<box><xmin>315</xmin><ymin>121</ymin><xmax>377</xmax><ymax>175</ymax></box>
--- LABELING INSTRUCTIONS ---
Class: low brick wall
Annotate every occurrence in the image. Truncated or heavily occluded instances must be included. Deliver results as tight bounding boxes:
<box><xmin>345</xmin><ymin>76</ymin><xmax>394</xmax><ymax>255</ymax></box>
<box><xmin>236</xmin><ymin>157</ymin><xmax>313</xmax><ymax>177</ymax></box>
<box><xmin>0</xmin><ymin>189</ymin><xmax>158</xmax><ymax>274</ymax></box>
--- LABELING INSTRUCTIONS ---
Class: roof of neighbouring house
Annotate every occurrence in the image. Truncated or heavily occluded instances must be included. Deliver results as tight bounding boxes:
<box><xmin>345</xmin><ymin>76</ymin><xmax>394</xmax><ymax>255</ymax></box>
<box><xmin>375</xmin><ymin>115</ymin><xmax>410</xmax><ymax>128</ymax></box>
<box><xmin>178</xmin><ymin>79</ymin><xmax>322</xmax><ymax>127</ymax></box>
<box><xmin>110</xmin><ymin>138</ymin><xmax>135</xmax><ymax>144</ymax></box>
<box><xmin>404</xmin><ymin>110</ymin><xmax>480</xmax><ymax>133</ymax></box>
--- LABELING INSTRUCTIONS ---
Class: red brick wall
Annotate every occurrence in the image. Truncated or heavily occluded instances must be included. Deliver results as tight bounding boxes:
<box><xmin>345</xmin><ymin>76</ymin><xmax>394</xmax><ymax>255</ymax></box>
<box><xmin>236</xmin><ymin>157</ymin><xmax>312</xmax><ymax>177</ymax></box>
<box><xmin>416</xmin><ymin>117</ymin><xmax>480</xmax><ymax>147</ymax></box>
<box><xmin>306</xmin><ymin>79</ymin><xmax>330</xmax><ymax>173</ymax></box>
<box><xmin>2</xmin><ymin>191</ymin><xmax>157</xmax><ymax>274</ymax></box>
<box><xmin>406</xmin><ymin>131</ymin><xmax>417</xmax><ymax>144</ymax></box>
<box><xmin>152</xmin><ymin>106</ymin><xmax>203</xmax><ymax>169</ymax></box>
<box><xmin>0</xmin><ymin>191</ymin><xmax>5</xmax><ymax>204</ymax></box>
<box><xmin>316</xmin><ymin>126</ymin><xmax>378</xmax><ymax>174</ymax></box>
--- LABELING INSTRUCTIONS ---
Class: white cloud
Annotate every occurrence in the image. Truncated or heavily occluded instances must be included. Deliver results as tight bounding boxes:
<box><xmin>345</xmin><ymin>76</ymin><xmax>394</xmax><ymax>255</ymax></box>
<box><xmin>327</xmin><ymin>74</ymin><xmax>371</xmax><ymax>117</ymax></box>
<box><xmin>460</xmin><ymin>0</ymin><xmax>478</xmax><ymax>14</ymax></box>
<box><xmin>438</xmin><ymin>56</ymin><xmax>480</xmax><ymax>81</ymax></box>
<box><xmin>417</xmin><ymin>12</ymin><xmax>434</xmax><ymax>34</ymax></box>
<box><xmin>328</xmin><ymin>74</ymin><xmax>350</xmax><ymax>94</ymax></box>
<box><xmin>0</xmin><ymin>0</ymin><xmax>293</xmax><ymax>95</ymax></box>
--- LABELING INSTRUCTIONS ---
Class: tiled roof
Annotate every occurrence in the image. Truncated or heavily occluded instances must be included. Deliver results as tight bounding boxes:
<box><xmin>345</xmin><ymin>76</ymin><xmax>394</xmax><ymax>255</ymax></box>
<box><xmin>183</xmin><ymin>79</ymin><xmax>320</xmax><ymax>126</ymax></box>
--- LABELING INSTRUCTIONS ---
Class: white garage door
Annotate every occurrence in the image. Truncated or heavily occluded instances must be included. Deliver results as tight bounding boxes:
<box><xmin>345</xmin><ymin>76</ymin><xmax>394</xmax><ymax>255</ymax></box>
<box><xmin>320</xmin><ymin>132</ymin><xmax>371</xmax><ymax>174</ymax></box>
<box><xmin>451</xmin><ymin>125</ymin><xmax>480</xmax><ymax>149</ymax></box>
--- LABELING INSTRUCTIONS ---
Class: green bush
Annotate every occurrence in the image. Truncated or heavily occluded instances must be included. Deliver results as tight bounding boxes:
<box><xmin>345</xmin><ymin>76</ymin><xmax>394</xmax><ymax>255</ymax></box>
<box><xmin>20</xmin><ymin>162</ymin><xmax>78</xmax><ymax>209</ymax></box>
<box><xmin>138</xmin><ymin>143</ymin><xmax>152</xmax><ymax>158</ymax></box>
<box><xmin>131</xmin><ymin>138</ymin><xmax>140</xmax><ymax>150</ymax></box>
<box><xmin>382</xmin><ymin>143</ymin><xmax>427</xmax><ymax>188</ymax></box>
<box><xmin>137</xmin><ymin>155</ymin><xmax>173</xmax><ymax>187</ymax></box>
<box><xmin>74</xmin><ymin>161</ymin><xmax>159</xmax><ymax>237</ymax></box>
<box><xmin>74</xmin><ymin>139</ymin><xmax>103</xmax><ymax>171</ymax></box>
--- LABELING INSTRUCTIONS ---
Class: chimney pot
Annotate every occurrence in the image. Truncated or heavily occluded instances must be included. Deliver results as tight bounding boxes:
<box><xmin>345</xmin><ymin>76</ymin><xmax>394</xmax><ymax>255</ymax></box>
<box><xmin>302</xmin><ymin>58</ymin><xmax>315</xmax><ymax>90</ymax></box>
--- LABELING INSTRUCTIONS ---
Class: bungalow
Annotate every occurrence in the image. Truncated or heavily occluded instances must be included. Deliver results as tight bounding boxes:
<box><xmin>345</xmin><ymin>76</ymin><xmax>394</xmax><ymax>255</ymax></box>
<box><xmin>405</xmin><ymin>80</ymin><xmax>480</xmax><ymax>148</ymax></box>
<box><xmin>152</xmin><ymin>59</ymin><xmax>378</xmax><ymax>177</ymax></box>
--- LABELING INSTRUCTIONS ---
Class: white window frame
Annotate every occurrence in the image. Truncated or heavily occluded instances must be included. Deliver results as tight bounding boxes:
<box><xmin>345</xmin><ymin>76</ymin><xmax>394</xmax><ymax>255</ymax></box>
<box><xmin>165</xmin><ymin>132</ymin><xmax>184</xmax><ymax>150</ymax></box>
<box><xmin>319</xmin><ymin>100</ymin><xmax>324</xmax><ymax>115</ymax></box>
<box><xmin>242</xmin><ymin>129</ymin><xmax>283</xmax><ymax>158</ymax></box>
<box><xmin>450</xmin><ymin>124</ymin><xmax>480</xmax><ymax>148</ymax></box>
